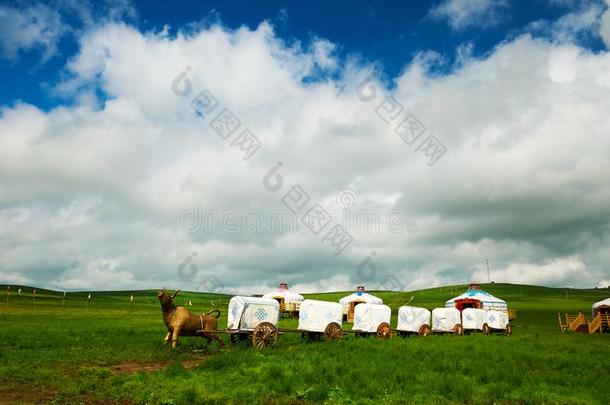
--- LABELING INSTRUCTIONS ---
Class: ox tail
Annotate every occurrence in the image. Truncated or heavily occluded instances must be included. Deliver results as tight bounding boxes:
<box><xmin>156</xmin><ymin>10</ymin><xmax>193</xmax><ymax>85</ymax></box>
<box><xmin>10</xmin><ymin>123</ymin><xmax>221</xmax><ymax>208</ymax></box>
<box><xmin>206</xmin><ymin>309</ymin><xmax>221</xmax><ymax>319</ymax></box>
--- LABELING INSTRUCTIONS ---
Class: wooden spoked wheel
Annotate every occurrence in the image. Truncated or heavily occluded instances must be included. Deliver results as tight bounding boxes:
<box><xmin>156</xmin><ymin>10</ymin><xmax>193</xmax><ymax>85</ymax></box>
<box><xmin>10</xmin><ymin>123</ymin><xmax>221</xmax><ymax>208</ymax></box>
<box><xmin>482</xmin><ymin>323</ymin><xmax>490</xmax><ymax>335</ymax></box>
<box><xmin>418</xmin><ymin>324</ymin><xmax>431</xmax><ymax>337</ymax></box>
<box><xmin>453</xmin><ymin>323</ymin><xmax>464</xmax><ymax>335</ymax></box>
<box><xmin>505</xmin><ymin>324</ymin><xmax>513</xmax><ymax>336</ymax></box>
<box><xmin>323</xmin><ymin>322</ymin><xmax>343</xmax><ymax>341</ymax></box>
<box><xmin>376</xmin><ymin>322</ymin><xmax>392</xmax><ymax>339</ymax></box>
<box><xmin>252</xmin><ymin>322</ymin><xmax>278</xmax><ymax>349</ymax></box>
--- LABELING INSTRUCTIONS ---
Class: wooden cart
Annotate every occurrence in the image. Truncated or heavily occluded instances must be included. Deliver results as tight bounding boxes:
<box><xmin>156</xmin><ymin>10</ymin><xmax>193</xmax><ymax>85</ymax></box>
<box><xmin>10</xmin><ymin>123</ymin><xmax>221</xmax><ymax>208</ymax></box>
<box><xmin>485</xmin><ymin>310</ymin><xmax>512</xmax><ymax>336</ymax></box>
<box><xmin>396</xmin><ymin>306</ymin><xmax>432</xmax><ymax>337</ymax></box>
<box><xmin>214</xmin><ymin>297</ymin><xmax>345</xmax><ymax>348</ymax></box>
<box><xmin>461</xmin><ymin>308</ymin><xmax>488</xmax><ymax>335</ymax></box>
<box><xmin>224</xmin><ymin>296</ymin><xmax>282</xmax><ymax>348</ymax></box>
<box><xmin>431</xmin><ymin>308</ymin><xmax>463</xmax><ymax>335</ymax></box>
<box><xmin>294</xmin><ymin>299</ymin><xmax>344</xmax><ymax>341</ymax></box>
<box><xmin>351</xmin><ymin>303</ymin><xmax>393</xmax><ymax>339</ymax></box>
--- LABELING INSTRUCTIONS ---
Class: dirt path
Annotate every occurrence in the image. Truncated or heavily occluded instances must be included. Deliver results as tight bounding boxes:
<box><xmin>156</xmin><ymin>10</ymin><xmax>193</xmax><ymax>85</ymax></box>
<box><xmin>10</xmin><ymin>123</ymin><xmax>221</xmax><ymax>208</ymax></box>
<box><xmin>109</xmin><ymin>357</ymin><xmax>204</xmax><ymax>373</ymax></box>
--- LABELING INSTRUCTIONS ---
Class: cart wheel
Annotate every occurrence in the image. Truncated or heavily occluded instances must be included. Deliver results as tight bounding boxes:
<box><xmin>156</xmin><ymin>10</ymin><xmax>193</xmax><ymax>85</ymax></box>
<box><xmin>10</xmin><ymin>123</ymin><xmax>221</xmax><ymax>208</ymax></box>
<box><xmin>252</xmin><ymin>322</ymin><xmax>278</xmax><ymax>349</ymax></box>
<box><xmin>453</xmin><ymin>323</ymin><xmax>463</xmax><ymax>335</ymax></box>
<box><xmin>377</xmin><ymin>322</ymin><xmax>392</xmax><ymax>339</ymax></box>
<box><xmin>418</xmin><ymin>324</ymin><xmax>431</xmax><ymax>337</ymax></box>
<box><xmin>505</xmin><ymin>324</ymin><xmax>512</xmax><ymax>336</ymax></box>
<box><xmin>482</xmin><ymin>323</ymin><xmax>490</xmax><ymax>335</ymax></box>
<box><xmin>324</xmin><ymin>322</ymin><xmax>343</xmax><ymax>341</ymax></box>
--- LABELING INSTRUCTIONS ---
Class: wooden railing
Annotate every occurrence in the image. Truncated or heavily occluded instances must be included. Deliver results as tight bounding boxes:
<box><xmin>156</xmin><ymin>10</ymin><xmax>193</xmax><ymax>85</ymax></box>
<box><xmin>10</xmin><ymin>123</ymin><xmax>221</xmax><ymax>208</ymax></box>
<box><xmin>558</xmin><ymin>313</ymin><xmax>568</xmax><ymax>332</ymax></box>
<box><xmin>601</xmin><ymin>314</ymin><xmax>610</xmax><ymax>329</ymax></box>
<box><xmin>588</xmin><ymin>314</ymin><xmax>602</xmax><ymax>334</ymax></box>
<box><xmin>560</xmin><ymin>312</ymin><xmax>610</xmax><ymax>334</ymax></box>
<box><xmin>568</xmin><ymin>313</ymin><xmax>585</xmax><ymax>331</ymax></box>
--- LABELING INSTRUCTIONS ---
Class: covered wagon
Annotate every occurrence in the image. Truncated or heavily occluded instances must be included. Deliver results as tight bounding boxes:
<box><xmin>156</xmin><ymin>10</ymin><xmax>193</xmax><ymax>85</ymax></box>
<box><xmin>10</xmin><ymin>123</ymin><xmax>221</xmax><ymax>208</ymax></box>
<box><xmin>297</xmin><ymin>299</ymin><xmax>343</xmax><ymax>340</ymax></box>
<box><xmin>352</xmin><ymin>303</ymin><xmax>392</xmax><ymax>338</ymax></box>
<box><xmin>461</xmin><ymin>307</ymin><xmax>488</xmax><ymax>334</ymax></box>
<box><xmin>431</xmin><ymin>307</ymin><xmax>463</xmax><ymax>335</ymax></box>
<box><xmin>486</xmin><ymin>309</ymin><xmax>512</xmax><ymax>335</ymax></box>
<box><xmin>396</xmin><ymin>306</ymin><xmax>431</xmax><ymax>337</ymax></box>
<box><xmin>227</xmin><ymin>296</ymin><xmax>280</xmax><ymax>348</ymax></box>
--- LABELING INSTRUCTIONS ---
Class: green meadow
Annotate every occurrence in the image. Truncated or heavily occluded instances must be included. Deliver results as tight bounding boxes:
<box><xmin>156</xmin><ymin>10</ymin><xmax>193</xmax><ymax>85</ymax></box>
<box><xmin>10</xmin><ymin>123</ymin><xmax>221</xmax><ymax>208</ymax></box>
<box><xmin>1</xmin><ymin>283</ymin><xmax>609</xmax><ymax>404</ymax></box>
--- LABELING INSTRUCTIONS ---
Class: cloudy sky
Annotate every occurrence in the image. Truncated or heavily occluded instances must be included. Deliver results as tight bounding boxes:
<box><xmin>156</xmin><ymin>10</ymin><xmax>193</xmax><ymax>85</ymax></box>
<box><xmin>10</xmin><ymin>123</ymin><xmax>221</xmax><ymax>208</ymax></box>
<box><xmin>1</xmin><ymin>0</ymin><xmax>610</xmax><ymax>293</ymax></box>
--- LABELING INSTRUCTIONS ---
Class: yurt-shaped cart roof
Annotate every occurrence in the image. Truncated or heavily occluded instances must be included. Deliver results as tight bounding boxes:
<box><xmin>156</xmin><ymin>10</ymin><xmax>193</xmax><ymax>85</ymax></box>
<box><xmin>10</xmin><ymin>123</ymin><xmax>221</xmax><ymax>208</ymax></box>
<box><xmin>445</xmin><ymin>283</ymin><xmax>507</xmax><ymax>311</ymax></box>
<box><xmin>263</xmin><ymin>283</ymin><xmax>304</xmax><ymax>303</ymax></box>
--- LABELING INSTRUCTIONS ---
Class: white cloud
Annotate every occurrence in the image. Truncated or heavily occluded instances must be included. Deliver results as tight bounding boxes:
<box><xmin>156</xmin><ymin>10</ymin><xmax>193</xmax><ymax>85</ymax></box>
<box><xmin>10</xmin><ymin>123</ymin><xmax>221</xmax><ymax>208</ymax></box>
<box><xmin>0</xmin><ymin>0</ymin><xmax>138</xmax><ymax>64</ymax></box>
<box><xmin>0</xmin><ymin>3</ymin><xmax>67</xmax><ymax>62</ymax></box>
<box><xmin>1</xmin><ymin>20</ymin><xmax>610</xmax><ymax>291</ymax></box>
<box><xmin>527</xmin><ymin>1</ymin><xmax>606</xmax><ymax>44</ymax></box>
<box><xmin>472</xmin><ymin>256</ymin><xmax>590</xmax><ymax>286</ymax></box>
<box><xmin>310</xmin><ymin>39</ymin><xmax>338</xmax><ymax>71</ymax></box>
<box><xmin>597</xmin><ymin>280</ymin><xmax>610</xmax><ymax>288</ymax></box>
<box><xmin>429</xmin><ymin>0</ymin><xmax>509</xmax><ymax>31</ymax></box>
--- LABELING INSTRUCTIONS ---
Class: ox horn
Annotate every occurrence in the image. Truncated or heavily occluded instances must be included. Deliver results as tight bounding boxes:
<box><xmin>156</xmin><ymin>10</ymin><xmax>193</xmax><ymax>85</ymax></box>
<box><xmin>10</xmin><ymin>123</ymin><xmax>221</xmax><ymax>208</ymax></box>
<box><xmin>171</xmin><ymin>289</ymin><xmax>181</xmax><ymax>299</ymax></box>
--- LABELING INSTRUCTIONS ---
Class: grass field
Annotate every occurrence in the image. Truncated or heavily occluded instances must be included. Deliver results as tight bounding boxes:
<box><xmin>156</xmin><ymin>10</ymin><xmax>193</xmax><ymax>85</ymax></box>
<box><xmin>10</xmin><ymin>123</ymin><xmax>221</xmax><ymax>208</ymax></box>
<box><xmin>1</xmin><ymin>283</ymin><xmax>609</xmax><ymax>404</ymax></box>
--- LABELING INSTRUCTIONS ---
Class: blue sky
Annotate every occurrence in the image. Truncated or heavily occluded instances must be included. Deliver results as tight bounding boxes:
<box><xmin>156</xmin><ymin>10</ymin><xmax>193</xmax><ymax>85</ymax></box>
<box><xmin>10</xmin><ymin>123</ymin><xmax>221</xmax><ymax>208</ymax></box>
<box><xmin>2</xmin><ymin>0</ymin><xmax>608</xmax><ymax>110</ymax></box>
<box><xmin>1</xmin><ymin>0</ymin><xmax>610</xmax><ymax>292</ymax></box>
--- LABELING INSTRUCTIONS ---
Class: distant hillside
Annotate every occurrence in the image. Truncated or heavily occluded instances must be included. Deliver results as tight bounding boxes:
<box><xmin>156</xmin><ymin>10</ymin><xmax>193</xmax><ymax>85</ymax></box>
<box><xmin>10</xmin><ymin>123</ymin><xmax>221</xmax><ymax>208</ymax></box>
<box><xmin>2</xmin><ymin>282</ymin><xmax>608</xmax><ymax>310</ymax></box>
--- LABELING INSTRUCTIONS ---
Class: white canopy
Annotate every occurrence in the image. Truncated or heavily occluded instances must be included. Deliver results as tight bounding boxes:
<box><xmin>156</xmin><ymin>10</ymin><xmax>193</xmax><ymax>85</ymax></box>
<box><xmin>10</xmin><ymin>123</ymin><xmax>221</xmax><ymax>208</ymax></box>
<box><xmin>486</xmin><ymin>310</ymin><xmax>509</xmax><ymax>330</ymax></box>
<box><xmin>263</xmin><ymin>283</ymin><xmax>304</xmax><ymax>303</ymax></box>
<box><xmin>352</xmin><ymin>304</ymin><xmax>391</xmax><ymax>332</ymax></box>
<box><xmin>431</xmin><ymin>307</ymin><xmax>461</xmax><ymax>332</ymax></box>
<box><xmin>227</xmin><ymin>296</ymin><xmax>279</xmax><ymax>331</ymax></box>
<box><xmin>445</xmin><ymin>286</ymin><xmax>507</xmax><ymax>311</ymax></box>
<box><xmin>593</xmin><ymin>298</ymin><xmax>610</xmax><ymax>309</ymax></box>
<box><xmin>339</xmin><ymin>292</ymin><xmax>383</xmax><ymax>305</ymax></box>
<box><xmin>298</xmin><ymin>300</ymin><xmax>343</xmax><ymax>333</ymax></box>
<box><xmin>396</xmin><ymin>306</ymin><xmax>430</xmax><ymax>333</ymax></box>
<box><xmin>462</xmin><ymin>308</ymin><xmax>487</xmax><ymax>330</ymax></box>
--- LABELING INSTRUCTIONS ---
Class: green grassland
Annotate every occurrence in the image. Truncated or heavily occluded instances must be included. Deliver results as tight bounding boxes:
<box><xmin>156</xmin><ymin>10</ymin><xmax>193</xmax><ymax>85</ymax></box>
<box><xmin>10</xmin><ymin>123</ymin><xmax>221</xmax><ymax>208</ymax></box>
<box><xmin>1</xmin><ymin>283</ymin><xmax>609</xmax><ymax>404</ymax></box>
